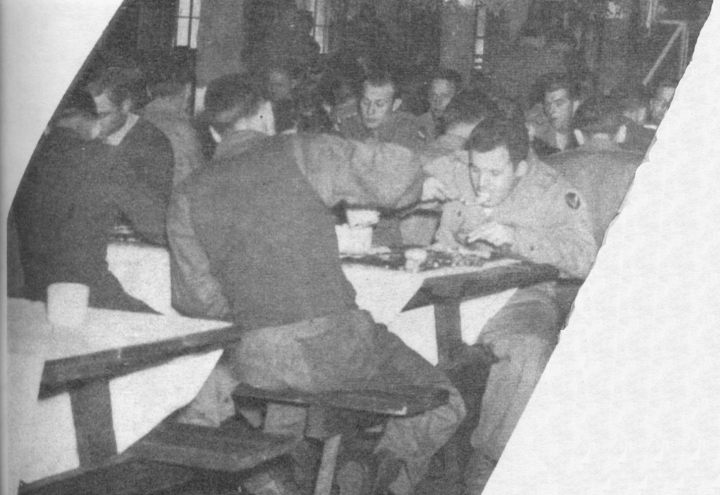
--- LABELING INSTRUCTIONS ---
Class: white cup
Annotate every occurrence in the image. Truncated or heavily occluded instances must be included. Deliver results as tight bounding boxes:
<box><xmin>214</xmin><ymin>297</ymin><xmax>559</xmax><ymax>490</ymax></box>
<box><xmin>335</xmin><ymin>224</ymin><xmax>373</xmax><ymax>254</ymax></box>
<box><xmin>47</xmin><ymin>283</ymin><xmax>90</xmax><ymax>328</ymax></box>
<box><xmin>346</xmin><ymin>208</ymin><xmax>380</xmax><ymax>228</ymax></box>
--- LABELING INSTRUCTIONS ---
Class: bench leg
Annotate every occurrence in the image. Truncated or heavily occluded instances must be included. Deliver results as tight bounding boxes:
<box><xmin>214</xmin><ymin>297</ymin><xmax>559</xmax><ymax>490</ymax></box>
<box><xmin>314</xmin><ymin>434</ymin><xmax>342</xmax><ymax>495</ymax></box>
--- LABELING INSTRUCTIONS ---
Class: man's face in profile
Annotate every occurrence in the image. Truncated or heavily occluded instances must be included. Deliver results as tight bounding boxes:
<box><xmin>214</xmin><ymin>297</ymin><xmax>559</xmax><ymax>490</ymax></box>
<box><xmin>92</xmin><ymin>91</ymin><xmax>129</xmax><ymax>139</ymax></box>
<box><xmin>544</xmin><ymin>88</ymin><xmax>575</xmax><ymax>134</ymax></box>
<box><xmin>360</xmin><ymin>83</ymin><xmax>396</xmax><ymax>130</ymax></box>
<box><xmin>428</xmin><ymin>79</ymin><xmax>456</xmax><ymax>119</ymax></box>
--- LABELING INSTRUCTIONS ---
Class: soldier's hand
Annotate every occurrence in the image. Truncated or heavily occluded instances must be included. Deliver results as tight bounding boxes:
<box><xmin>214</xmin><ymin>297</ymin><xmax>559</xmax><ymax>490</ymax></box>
<box><xmin>466</xmin><ymin>222</ymin><xmax>516</xmax><ymax>248</ymax></box>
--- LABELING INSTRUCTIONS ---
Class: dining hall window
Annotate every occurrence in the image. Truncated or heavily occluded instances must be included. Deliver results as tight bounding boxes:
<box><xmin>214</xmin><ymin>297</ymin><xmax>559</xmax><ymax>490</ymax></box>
<box><xmin>297</xmin><ymin>0</ymin><xmax>330</xmax><ymax>53</ymax></box>
<box><xmin>474</xmin><ymin>2</ymin><xmax>487</xmax><ymax>69</ymax></box>
<box><xmin>176</xmin><ymin>0</ymin><xmax>201</xmax><ymax>48</ymax></box>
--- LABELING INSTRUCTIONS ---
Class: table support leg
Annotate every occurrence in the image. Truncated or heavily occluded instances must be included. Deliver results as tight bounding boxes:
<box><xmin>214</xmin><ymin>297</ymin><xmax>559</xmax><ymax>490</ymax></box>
<box><xmin>433</xmin><ymin>300</ymin><xmax>463</xmax><ymax>483</ymax></box>
<box><xmin>314</xmin><ymin>434</ymin><xmax>342</xmax><ymax>495</ymax></box>
<box><xmin>69</xmin><ymin>379</ymin><xmax>117</xmax><ymax>467</ymax></box>
<box><xmin>434</xmin><ymin>300</ymin><xmax>462</xmax><ymax>367</ymax></box>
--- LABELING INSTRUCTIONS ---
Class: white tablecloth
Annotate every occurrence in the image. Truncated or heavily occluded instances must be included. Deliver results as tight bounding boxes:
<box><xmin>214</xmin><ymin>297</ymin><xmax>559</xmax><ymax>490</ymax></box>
<box><xmin>107</xmin><ymin>243</ymin><xmax>517</xmax><ymax>364</ymax></box>
<box><xmin>7</xmin><ymin>298</ymin><xmax>229</xmax><ymax>488</ymax></box>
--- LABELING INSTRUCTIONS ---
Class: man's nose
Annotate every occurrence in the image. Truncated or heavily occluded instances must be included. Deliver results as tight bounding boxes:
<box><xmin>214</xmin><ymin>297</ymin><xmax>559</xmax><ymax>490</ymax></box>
<box><xmin>479</xmin><ymin>174</ymin><xmax>493</xmax><ymax>189</ymax></box>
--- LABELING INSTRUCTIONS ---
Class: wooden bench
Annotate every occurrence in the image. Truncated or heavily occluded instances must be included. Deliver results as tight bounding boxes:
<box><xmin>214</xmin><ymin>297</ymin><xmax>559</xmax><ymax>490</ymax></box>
<box><xmin>231</xmin><ymin>384</ymin><xmax>450</xmax><ymax>495</ymax></box>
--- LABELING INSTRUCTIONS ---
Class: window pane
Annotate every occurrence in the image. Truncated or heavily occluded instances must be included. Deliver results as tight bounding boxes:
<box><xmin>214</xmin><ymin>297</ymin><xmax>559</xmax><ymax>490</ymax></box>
<box><xmin>176</xmin><ymin>19</ymin><xmax>189</xmax><ymax>46</ymax></box>
<box><xmin>190</xmin><ymin>18</ymin><xmax>199</xmax><ymax>48</ymax></box>
<box><xmin>474</xmin><ymin>38</ymin><xmax>484</xmax><ymax>56</ymax></box>
<box><xmin>178</xmin><ymin>0</ymin><xmax>191</xmax><ymax>18</ymax></box>
<box><xmin>192</xmin><ymin>0</ymin><xmax>201</xmax><ymax>18</ymax></box>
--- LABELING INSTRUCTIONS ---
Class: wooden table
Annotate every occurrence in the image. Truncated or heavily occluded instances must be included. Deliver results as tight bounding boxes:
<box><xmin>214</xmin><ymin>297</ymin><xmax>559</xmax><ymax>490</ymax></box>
<box><xmin>39</xmin><ymin>323</ymin><xmax>244</xmax><ymax>468</ymax></box>
<box><xmin>107</xmin><ymin>242</ymin><xmax>559</xmax><ymax>366</ymax></box>
<box><xmin>7</xmin><ymin>299</ymin><xmax>231</xmax><ymax>491</ymax></box>
<box><xmin>402</xmin><ymin>261</ymin><xmax>559</xmax><ymax>366</ymax></box>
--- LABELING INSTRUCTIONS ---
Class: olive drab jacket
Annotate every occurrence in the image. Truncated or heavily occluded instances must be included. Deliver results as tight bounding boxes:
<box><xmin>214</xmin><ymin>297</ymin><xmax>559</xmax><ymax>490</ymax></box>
<box><xmin>437</xmin><ymin>158</ymin><xmax>597</xmax><ymax>280</ymax></box>
<box><xmin>167</xmin><ymin>132</ymin><xmax>423</xmax><ymax>325</ymax></box>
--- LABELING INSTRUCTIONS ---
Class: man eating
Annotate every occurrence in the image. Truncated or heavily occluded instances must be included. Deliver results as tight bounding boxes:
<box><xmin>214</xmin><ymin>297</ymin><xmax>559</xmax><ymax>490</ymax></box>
<box><xmin>436</xmin><ymin>113</ymin><xmax>597</xmax><ymax>493</ymax></box>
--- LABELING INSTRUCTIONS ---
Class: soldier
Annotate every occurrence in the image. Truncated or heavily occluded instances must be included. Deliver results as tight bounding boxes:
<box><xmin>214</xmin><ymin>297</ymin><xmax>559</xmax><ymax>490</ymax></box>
<box><xmin>416</xmin><ymin>68</ymin><xmax>463</xmax><ymax>141</ymax></box>
<box><xmin>336</xmin><ymin>69</ymin><xmax>426</xmax><ymax>151</ymax></box>
<box><xmin>401</xmin><ymin>88</ymin><xmax>498</xmax><ymax>245</ymax></box>
<box><xmin>436</xmin><ymin>114</ymin><xmax>597</xmax><ymax>494</ymax></box>
<box><xmin>168</xmin><ymin>74</ymin><xmax>465</xmax><ymax>495</ymax></box>
<box><xmin>336</xmin><ymin>70</ymin><xmax>428</xmax><ymax>246</ymax></box>
<box><xmin>528</xmin><ymin>72</ymin><xmax>581</xmax><ymax>158</ymax></box>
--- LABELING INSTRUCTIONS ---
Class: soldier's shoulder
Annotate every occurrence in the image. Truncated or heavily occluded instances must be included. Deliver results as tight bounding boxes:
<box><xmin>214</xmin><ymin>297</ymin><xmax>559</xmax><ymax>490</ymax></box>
<box><xmin>528</xmin><ymin>159</ymin><xmax>587</xmax><ymax>212</ymax></box>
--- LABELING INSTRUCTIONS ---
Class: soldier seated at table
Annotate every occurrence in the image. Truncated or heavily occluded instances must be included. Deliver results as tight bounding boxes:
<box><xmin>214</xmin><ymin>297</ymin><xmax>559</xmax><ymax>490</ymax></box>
<box><xmin>400</xmin><ymin>88</ymin><xmax>499</xmax><ymax>245</ymax></box>
<box><xmin>416</xmin><ymin>68</ymin><xmax>463</xmax><ymax>141</ymax></box>
<box><xmin>337</xmin><ymin>69</ymin><xmax>428</xmax><ymax>246</ymax></box>
<box><xmin>435</xmin><ymin>113</ymin><xmax>597</xmax><ymax>494</ymax></box>
<box><xmin>167</xmin><ymin>73</ymin><xmax>465</xmax><ymax>495</ymax></box>
<box><xmin>12</xmin><ymin>97</ymin><xmax>167</xmax><ymax>313</ymax></box>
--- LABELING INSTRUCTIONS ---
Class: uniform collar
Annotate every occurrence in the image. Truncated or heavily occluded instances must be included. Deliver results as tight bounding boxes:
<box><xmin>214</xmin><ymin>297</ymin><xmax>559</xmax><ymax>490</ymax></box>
<box><xmin>104</xmin><ymin>113</ymin><xmax>139</xmax><ymax>146</ymax></box>
<box><xmin>214</xmin><ymin>130</ymin><xmax>269</xmax><ymax>159</ymax></box>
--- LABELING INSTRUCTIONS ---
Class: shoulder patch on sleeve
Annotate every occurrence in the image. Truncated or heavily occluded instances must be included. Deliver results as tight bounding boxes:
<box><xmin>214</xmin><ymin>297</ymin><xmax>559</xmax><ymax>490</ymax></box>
<box><xmin>565</xmin><ymin>191</ymin><xmax>581</xmax><ymax>210</ymax></box>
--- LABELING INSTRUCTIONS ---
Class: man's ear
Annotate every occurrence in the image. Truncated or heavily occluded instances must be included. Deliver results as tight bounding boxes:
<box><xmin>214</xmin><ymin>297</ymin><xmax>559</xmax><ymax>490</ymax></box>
<box><xmin>392</xmin><ymin>98</ymin><xmax>403</xmax><ymax>112</ymax></box>
<box><xmin>574</xmin><ymin>129</ymin><xmax>586</xmax><ymax>146</ymax></box>
<box><xmin>515</xmin><ymin>160</ymin><xmax>529</xmax><ymax>177</ymax></box>
<box><xmin>614</xmin><ymin>124</ymin><xmax>627</xmax><ymax>144</ymax></box>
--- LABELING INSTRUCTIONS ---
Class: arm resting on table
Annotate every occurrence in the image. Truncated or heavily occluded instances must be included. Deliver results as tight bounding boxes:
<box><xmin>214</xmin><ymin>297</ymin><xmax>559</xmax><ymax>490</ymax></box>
<box><xmin>166</xmin><ymin>192</ymin><xmax>231</xmax><ymax>320</ymax></box>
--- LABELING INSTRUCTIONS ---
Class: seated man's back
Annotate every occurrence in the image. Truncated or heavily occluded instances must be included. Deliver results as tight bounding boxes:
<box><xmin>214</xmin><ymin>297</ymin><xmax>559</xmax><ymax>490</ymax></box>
<box><xmin>13</xmin><ymin>117</ymin><xmax>167</xmax><ymax>311</ymax></box>
<box><xmin>546</xmin><ymin>146</ymin><xmax>642</xmax><ymax>245</ymax></box>
<box><xmin>546</xmin><ymin>96</ymin><xmax>644</xmax><ymax>245</ymax></box>
<box><xmin>168</xmin><ymin>77</ymin><xmax>465</xmax><ymax>495</ymax></box>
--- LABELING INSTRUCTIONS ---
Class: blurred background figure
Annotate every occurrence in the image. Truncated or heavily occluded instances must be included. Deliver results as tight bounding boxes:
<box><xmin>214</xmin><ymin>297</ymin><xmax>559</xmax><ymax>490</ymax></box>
<box><xmin>143</xmin><ymin>49</ymin><xmax>206</xmax><ymax>186</ymax></box>
<box><xmin>648</xmin><ymin>78</ymin><xmax>678</xmax><ymax>128</ymax></box>
<box><xmin>417</xmin><ymin>68</ymin><xmax>463</xmax><ymax>140</ymax></box>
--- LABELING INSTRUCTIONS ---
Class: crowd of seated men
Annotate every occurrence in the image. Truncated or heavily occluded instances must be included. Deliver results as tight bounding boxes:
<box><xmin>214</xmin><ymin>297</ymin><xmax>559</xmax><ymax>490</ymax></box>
<box><xmin>9</xmin><ymin>19</ymin><xmax>675</xmax><ymax>493</ymax></box>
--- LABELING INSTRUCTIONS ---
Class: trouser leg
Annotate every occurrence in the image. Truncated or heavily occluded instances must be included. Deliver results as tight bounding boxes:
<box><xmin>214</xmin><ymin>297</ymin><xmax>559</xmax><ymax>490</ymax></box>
<box><xmin>178</xmin><ymin>311</ymin><xmax>465</xmax><ymax>494</ymax></box>
<box><xmin>465</xmin><ymin>287</ymin><xmax>559</xmax><ymax>493</ymax></box>
<box><xmin>371</xmin><ymin>328</ymin><xmax>466</xmax><ymax>495</ymax></box>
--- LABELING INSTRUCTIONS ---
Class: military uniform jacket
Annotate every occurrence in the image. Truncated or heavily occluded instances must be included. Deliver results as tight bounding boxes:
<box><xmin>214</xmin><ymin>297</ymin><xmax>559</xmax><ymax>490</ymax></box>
<box><xmin>336</xmin><ymin>111</ymin><xmax>428</xmax><ymax>151</ymax></box>
<box><xmin>437</xmin><ymin>158</ymin><xmax>597</xmax><ymax>279</ymax></box>
<box><xmin>168</xmin><ymin>132</ymin><xmax>423</xmax><ymax>326</ymax></box>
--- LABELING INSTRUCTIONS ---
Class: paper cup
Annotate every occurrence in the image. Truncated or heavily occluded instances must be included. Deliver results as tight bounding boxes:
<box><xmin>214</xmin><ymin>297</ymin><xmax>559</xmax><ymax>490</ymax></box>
<box><xmin>346</xmin><ymin>208</ymin><xmax>379</xmax><ymax>228</ymax></box>
<box><xmin>47</xmin><ymin>283</ymin><xmax>90</xmax><ymax>328</ymax></box>
<box><xmin>336</xmin><ymin>224</ymin><xmax>373</xmax><ymax>254</ymax></box>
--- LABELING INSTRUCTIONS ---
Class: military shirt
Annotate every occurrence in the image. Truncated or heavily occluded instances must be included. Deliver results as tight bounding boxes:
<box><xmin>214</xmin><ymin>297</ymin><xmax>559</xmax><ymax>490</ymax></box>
<box><xmin>336</xmin><ymin>111</ymin><xmax>428</xmax><ymax>151</ymax></box>
<box><xmin>437</xmin><ymin>159</ymin><xmax>597</xmax><ymax>279</ymax></box>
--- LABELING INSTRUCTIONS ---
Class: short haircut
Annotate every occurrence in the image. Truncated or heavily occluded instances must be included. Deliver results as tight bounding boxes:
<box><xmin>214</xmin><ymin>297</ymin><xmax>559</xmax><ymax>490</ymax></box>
<box><xmin>430</xmin><ymin>68</ymin><xmax>462</xmax><ymax>89</ymax></box>
<box><xmin>203</xmin><ymin>73</ymin><xmax>264</xmax><ymax>134</ymax></box>
<box><xmin>465</xmin><ymin>113</ymin><xmax>529</xmax><ymax>166</ymax></box>
<box><xmin>573</xmin><ymin>96</ymin><xmax>624</xmax><ymax>135</ymax></box>
<box><xmin>443</xmin><ymin>89</ymin><xmax>498</xmax><ymax>128</ymax></box>
<box><xmin>86</xmin><ymin>66</ymin><xmax>147</xmax><ymax>109</ymax></box>
<box><xmin>144</xmin><ymin>49</ymin><xmax>195</xmax><ymax>98</ymax></box>
<box><xmin>541</xmin><ymin>72</ymin><xmax>579</xmax><ymax>100</ymax></box>
<box><xmin>613</xmin><ymin>85</ymin><xmax>650</xmax><ymax>112</ymax></box>
<box><xmin>362</xmin><ymin>69</ymin><xmax>398</xmax><ymax>99</ymax></box>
